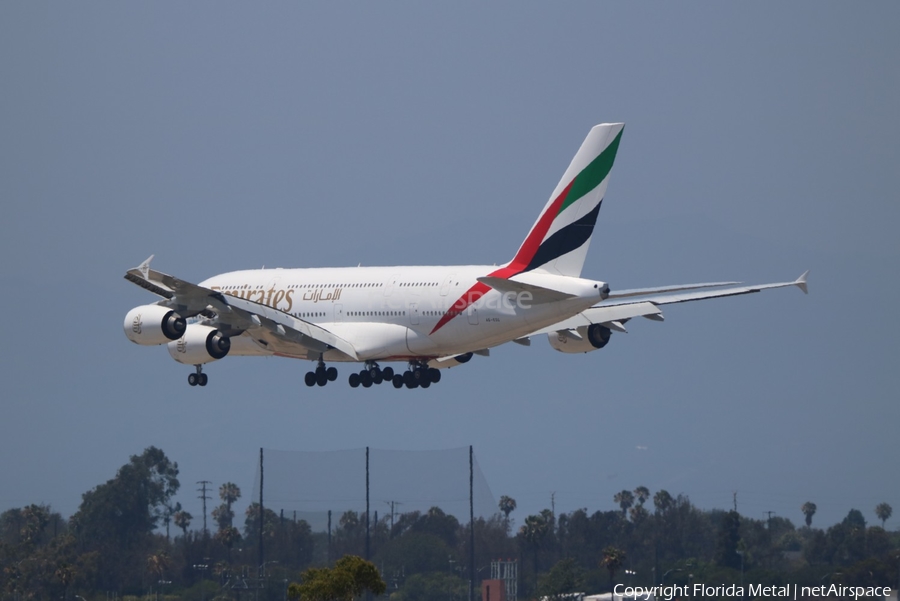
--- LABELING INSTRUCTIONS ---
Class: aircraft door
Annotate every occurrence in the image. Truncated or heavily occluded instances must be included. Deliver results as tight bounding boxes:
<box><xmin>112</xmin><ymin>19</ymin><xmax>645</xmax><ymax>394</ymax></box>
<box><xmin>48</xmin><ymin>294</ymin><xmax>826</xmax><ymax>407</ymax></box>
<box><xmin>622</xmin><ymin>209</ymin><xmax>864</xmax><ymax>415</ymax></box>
<box><xmin>384</xmin><ymin>274</ymin><xmax>400</xmax><ymax>297</ymax></box>
<box><xmin>409</xmin><ymin>303</ymin><xmax>420</xmax><ymax>325</ymax></box>
<box><xmin>334</xmin><ymin>304</ymin><xmax>344</xmax><ymax>322</ymax></box>
<box><xmin>440</xmin><ymin>274</ymin><xmax>456</xmax><ymax>296</ymax></box>
<box><xmin>467</xmin><ymin>305</ymin><xmax>479</xmax><ymax>325</ymax></box>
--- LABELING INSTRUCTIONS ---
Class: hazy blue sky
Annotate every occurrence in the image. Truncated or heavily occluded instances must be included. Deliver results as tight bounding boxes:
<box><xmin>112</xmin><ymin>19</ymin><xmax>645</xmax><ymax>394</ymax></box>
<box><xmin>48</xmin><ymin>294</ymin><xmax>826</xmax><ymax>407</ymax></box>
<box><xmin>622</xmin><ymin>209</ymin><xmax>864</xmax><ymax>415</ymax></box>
<box><xmin>1</xmin><ymin>3</ymin><xmax>898</xmax><ymax>533</ymax></box>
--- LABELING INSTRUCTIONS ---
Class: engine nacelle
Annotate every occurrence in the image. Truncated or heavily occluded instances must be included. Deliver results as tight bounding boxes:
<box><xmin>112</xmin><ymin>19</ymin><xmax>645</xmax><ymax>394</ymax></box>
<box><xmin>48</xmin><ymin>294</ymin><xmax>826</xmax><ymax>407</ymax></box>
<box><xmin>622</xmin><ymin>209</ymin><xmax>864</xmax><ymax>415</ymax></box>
<box><xmin>548</xmin><ymin>324</ymin><xmax>612</xmax><ymax>354</ymax></box>
<box><xmin>167</xmin><ymin>324</ymin><xmax>231</xmax><ymax>365</ymax></box>
<box><xmin>124</xmin><ymin>304</ymin><xmax>187</xmax><ymax>346</ymax></box>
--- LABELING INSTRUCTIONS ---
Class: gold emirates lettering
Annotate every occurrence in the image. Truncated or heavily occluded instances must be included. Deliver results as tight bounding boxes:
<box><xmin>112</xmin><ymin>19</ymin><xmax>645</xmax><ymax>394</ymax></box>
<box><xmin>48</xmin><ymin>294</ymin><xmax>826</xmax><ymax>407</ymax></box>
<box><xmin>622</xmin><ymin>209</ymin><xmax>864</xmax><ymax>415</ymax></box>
<box><xmin>210</xmin><ymin>286</ymin><xmax>344</xmax><ymax>312</ymax></box>
<box><xmin>210</xmin><ymin>287</ymin><xmax>295</xmax><ymax>312</ymax></box>
<box><xmin>301</xmin><ymin>287</ymin><xmax>343</xmax><ymax>304</ymax></box>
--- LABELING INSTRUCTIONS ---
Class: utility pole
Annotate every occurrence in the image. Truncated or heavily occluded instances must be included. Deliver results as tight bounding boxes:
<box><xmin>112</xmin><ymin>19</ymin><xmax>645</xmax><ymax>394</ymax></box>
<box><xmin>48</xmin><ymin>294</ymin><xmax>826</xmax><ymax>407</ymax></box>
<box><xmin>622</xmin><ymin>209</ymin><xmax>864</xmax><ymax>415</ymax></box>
<box><xmin>197</xmin><ymin>481</ymin><xmax>212</xmax><ymax>536</ymax></box>
<box><xmin>469</xmin><ymin>445</ymin><xmax>475</xmax><ymax>601</ymax></box>
<box><xmin>733</xmin><ymin>491</ymin><xmax>738</xmax><ymax>513</ymax></box>
<box><xmin>366</xmin><ymin>447</ymin><xmax>371</xmax><ymax>601</ymax></box>
<box><xmin>764</xmin><ymin>511</ymin><xmax>776</xmax><ymax>528</ymax></box>
<box><xmin>385</xmin><ymin>501</ymin><xmax>403</xmax><ymax>538</ymax></box>
<box><xmin>365</xmin><ymin>447</ymin><xmax>370</xmax><ymax>561</ymax></box>
<box><xmin>259</xmin><ymin>448</ymin><xmax>264</xmax><ymax>581</ymax></box>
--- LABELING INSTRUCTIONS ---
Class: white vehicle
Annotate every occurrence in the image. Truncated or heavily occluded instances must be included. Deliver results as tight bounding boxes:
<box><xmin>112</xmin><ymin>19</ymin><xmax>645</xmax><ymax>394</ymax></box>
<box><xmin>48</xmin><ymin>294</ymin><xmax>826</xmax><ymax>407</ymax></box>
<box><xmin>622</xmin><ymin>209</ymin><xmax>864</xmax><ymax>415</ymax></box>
<box><xmin>123</xmin><ymin>123</ymin><xmax>807</xmax><ymax>389</ymax></box>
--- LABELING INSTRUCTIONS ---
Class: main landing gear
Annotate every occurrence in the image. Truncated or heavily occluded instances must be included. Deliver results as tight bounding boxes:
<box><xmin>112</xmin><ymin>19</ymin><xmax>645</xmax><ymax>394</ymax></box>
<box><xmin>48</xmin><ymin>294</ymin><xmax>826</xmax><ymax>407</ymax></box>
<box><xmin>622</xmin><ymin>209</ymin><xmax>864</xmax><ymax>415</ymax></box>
<box><xmin>348</xmin><ymin>362</ymin><xmax>394</xmax><ymax>388</ymax></box>
<box><xmin>348</xmin><ymin>361</ymin><xmax>441</xmax><ymax>390</ymax></box>
<box><xmin>188</xmin><ymin>365</ymin><xmax>208</xmax><ymax>387</ymax></box>
<box><xmin>305</xmin><ymin>359</ymin><xmax>338</xmax><ymax>387</ymax></box>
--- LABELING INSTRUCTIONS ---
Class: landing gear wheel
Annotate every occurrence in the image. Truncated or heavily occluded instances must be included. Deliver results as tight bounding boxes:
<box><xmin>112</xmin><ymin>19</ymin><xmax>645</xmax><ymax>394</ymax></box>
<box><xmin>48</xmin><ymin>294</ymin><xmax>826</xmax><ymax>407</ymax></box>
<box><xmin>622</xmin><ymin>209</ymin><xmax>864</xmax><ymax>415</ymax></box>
<box><xmin>349</xmin><ymin>373</ymin><xmax>360</xmax><ymax>388</ymax></box>
<box><xmin>412</xmin><ymin>368</ymin><xmax>425</xmax><ymax>384</ymax></box>
<box><xmin>199</xmin><ymin>373</ymin><xmax>208</xmax><ymax>386</ymax></box>
<box><xmin>305</xmin><ymin>372</ymin><xmax>317</xmax><ymax>387</ymax></box>
<box><xmin>316</xmin><ymin>371</ymin><xmax>328</xmax><ymax>386</ymax></box>
<box><xmin>188</xmin><ymin>373</ymin><xmax>199</xmax><ymax>386</ymax></box>
<box><xmin>368</xmin><ymin>366</ymin><xmax>380</xmax><ymax>380</ymax></box>
<box><xmin>420</xmin><ymin>378</ymin><xmax>431</xmax><ymax>389</ymax></box>
<box><xmin>373</xmin><ymin>371</ymin><xmax>384</xmax><ymax>385</ymax></box>
<box><xmin>392</xmin><ymin>374</ymin><xmax>404</xmax><ymax>388</ymax></box>
<box><xmin>403</xmin><ymin>370</ymin><xmax>415</xmax><ymax>387</ymax></box>
<box><xmin>360</xmin><ymin>370</ymin><xmax>372</xmax><ymax>388</ymax></box>
<box><xmin>382</xmin><ymin>366</ymin><xmax>394</xmax><ymax>380</ymax></box>
<box><xmin>326</xmin><ymin>367</ymin><xmax>338</xmax><ymax>382</ymax></box>
<box><xmin>427</xmin><ymin>368</ymin><xmax>441</xmax><ymax>383</ymax></box>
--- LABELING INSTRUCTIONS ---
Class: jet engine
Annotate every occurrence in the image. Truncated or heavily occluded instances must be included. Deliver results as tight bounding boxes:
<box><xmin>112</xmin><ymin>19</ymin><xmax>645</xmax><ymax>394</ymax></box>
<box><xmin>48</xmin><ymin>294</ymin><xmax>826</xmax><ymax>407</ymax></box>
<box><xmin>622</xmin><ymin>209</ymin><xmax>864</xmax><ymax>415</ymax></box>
<box><xmin>124</xmin><ymin>304</ymin><xmax>186</xmax><ymax>346</ymax></box>
<box><xmin>167</xmin><ymin>324</ymin><xmax>231</xmax><ymax>365</ymax></box>
<box><xmin>548</xmin><ymin>324</ymin><xmax>611</xmax><ymax>353</ymax></box>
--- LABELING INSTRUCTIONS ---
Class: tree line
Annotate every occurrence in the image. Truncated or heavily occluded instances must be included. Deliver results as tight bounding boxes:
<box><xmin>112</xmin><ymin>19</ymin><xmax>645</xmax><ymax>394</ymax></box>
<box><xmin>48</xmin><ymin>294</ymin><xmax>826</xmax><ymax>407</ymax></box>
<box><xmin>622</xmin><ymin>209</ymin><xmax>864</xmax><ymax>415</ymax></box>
<box><xmin>1</xmin><ymin>448</ymin><xmax>897</xmax><ymax>600</ymax></box>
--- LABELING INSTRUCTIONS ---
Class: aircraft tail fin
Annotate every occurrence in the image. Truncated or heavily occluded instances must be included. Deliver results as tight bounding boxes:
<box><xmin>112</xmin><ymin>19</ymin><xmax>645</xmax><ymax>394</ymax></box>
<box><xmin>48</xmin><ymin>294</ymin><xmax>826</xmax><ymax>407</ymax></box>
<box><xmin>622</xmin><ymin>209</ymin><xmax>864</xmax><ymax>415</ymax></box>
<box><xmin>507</xmin><ymin>123</ymin><xmax>624</xmax><ymax>278</ymax></box>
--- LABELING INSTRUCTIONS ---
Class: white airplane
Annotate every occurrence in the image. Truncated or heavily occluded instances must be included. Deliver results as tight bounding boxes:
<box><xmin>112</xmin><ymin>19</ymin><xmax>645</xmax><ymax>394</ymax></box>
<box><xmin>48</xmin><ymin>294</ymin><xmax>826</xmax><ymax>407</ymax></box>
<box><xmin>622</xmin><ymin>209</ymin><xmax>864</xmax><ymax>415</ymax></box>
<box><xmin>123</xmin><ymin>123</ymin><xmax>807</xmax><ymax>389</ymax></box>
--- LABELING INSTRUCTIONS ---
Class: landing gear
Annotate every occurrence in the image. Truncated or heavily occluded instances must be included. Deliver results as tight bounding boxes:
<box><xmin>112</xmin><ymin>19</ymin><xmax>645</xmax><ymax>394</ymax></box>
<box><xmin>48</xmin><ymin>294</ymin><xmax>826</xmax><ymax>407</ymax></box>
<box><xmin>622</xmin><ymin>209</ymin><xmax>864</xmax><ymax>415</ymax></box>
<box><xmin>306</xmin><ymin>359</ymin><xmax>339</xmax><ymax>387</ymax></box>
<box><xmin>188</xmin><ymin>365</ymin><xmax>208</xmax><ymax>387</ymax></box>
<box><xmin>346</xmin><ymin>362</ymin><xmax>404</xmax><ymax>389</ymax></box>
<box><xmin>342</xmin><ymin>361</ymin><xmax>445</xmax><ymax>390</ymax></box>
<box><xmin>400</xmin><ymin>362</ymin><xmax>442</xmax><ymax>389</ymax></box>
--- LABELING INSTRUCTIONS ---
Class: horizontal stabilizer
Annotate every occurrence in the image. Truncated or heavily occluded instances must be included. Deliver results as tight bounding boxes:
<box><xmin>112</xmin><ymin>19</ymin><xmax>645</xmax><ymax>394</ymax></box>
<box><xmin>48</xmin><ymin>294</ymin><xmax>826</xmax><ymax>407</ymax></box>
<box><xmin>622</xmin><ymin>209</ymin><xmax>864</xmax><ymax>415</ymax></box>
<box><xmin>477</xmin><ymin>276</ymin><xmax>576</xmax><ymax>302</ymax></box>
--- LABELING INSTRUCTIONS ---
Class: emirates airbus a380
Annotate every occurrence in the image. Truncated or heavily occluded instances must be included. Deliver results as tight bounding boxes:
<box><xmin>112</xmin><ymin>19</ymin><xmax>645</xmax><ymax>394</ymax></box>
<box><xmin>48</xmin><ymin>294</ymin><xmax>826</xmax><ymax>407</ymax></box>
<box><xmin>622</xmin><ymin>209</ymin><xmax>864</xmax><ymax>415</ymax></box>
<box><xmin>123</xmin><ymin>123</ymin><xmax>807</xmax><ymax>389</ymax></box>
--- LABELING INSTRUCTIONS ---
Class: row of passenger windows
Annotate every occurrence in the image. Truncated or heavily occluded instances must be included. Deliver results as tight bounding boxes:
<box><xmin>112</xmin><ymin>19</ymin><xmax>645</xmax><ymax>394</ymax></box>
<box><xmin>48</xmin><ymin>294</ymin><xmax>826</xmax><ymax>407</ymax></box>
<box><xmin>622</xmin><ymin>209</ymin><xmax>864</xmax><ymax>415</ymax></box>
<box><xmin>222</xmin><ymin>283</ymin><xmax>382</xmax><ymax>290</ymax></box>
<box><xmin>220</xmin><ymin>282</ymin><xmax>442</xmax><ymax>290</ymax></box>
<box><xmin>287</xmin><ymin>309</ymin><xmax>465</xmax><ymax>319</ymax></box>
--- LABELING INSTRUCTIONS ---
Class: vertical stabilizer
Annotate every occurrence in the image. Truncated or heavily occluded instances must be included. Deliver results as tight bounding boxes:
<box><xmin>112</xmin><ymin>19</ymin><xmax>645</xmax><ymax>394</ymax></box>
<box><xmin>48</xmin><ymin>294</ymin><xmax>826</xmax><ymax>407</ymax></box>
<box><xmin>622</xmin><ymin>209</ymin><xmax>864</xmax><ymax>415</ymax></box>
<box><xmin>508</xmin><ymin>123</ymin><xmax>623</xmax><ymax>277</ymax></box>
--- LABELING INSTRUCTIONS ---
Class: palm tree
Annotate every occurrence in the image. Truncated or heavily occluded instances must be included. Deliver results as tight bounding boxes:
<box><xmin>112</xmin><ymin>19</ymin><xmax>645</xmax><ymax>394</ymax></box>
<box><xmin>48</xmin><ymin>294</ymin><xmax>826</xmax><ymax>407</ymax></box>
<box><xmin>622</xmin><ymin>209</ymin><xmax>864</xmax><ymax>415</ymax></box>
<box><xmin>613</xmin><ymin>490</ymin><xmax>634</xmax><ymax>517</ymax></box>
<box><xmin>801</xmin><ymin>502</ymin><xmax>817</xmax><ymax>528</ymax></box>
<box><xmin>600</xmin><ymin>546</ymin><xmax>626</xmax><ymax>592</ymax></box>
<box><xmin>220</xmin><ymin>482</ymin><xmax>241</xmax><ymax>509</ymax></box>
<box><xmin>174</xmin><ymin>510</ymin><xmax>193</xmax><ymax>539</ymax></box>
<box><xmin>875</xmin><ymin>502</ymin><xmax>892</xmax><ymax>528</ymax></box>
<box><xmin>653</xmin><ymin>490</ymin><xmax>673</xmax><ymax>514</ymax></box>
<box><xmin>499</xmin><ymin>495</ymin><xmax>517</xmax><ymax>530</ymax></box>
<box><xmin>634</xmin><ymin>486</ymin><xmax>650</xmax><ymax>507</ymax></box>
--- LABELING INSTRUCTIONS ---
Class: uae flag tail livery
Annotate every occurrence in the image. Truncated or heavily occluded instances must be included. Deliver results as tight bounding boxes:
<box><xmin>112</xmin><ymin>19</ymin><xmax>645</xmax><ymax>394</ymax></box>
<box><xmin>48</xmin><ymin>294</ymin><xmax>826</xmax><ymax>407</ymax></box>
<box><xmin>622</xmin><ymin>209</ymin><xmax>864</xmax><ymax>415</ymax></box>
<box><xmin>508</xmin><ymin>122</ymin><xmax>623</xmax><ymax>278</ymax></box>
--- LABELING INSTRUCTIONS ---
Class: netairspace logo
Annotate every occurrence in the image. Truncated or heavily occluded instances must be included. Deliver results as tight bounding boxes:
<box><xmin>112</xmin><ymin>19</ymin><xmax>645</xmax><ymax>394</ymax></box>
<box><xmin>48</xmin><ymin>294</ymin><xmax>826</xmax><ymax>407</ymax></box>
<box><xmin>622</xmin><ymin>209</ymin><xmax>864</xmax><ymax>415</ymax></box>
<box><xmin>613</xmin><ymin>584</ymin><xmax>893</xmax><ymax>600</ymax></box>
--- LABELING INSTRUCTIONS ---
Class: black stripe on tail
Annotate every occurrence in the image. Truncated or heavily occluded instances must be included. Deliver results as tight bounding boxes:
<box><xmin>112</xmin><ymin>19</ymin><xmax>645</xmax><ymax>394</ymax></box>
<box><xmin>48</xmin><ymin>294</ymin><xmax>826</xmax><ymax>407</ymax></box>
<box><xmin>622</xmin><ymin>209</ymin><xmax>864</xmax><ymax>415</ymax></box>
<box><xmin>523</xmin><ymin>201</ymin><xmax>602</xmax><ymax>273</ymax></box>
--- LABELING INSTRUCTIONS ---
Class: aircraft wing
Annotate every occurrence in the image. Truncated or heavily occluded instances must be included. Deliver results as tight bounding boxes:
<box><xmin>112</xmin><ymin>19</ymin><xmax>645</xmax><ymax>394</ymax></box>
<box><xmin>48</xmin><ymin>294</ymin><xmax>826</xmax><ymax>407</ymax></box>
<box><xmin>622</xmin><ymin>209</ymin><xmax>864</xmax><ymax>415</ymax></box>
<box><xmin>124</xmin><ymin>256</ymin><xmax>358</xmax><ymax>360</ymax></box>
<box><xmin>526</xmin><ymin>271</ymin><xmax>808</xmax><ymax>337</ymax></box>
